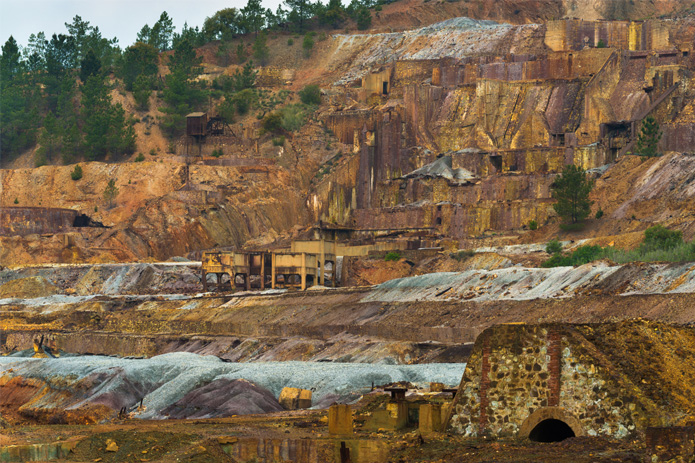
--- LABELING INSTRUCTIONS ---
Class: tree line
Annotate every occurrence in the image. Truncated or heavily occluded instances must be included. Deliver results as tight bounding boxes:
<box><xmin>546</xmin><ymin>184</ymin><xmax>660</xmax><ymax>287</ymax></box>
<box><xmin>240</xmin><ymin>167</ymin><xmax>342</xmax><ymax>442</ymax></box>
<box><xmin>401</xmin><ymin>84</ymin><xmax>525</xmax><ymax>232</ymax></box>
<box><xmin>0</xmin><ymin>0</ymin><xmax>388</xmax><ymax>164</ymax></box>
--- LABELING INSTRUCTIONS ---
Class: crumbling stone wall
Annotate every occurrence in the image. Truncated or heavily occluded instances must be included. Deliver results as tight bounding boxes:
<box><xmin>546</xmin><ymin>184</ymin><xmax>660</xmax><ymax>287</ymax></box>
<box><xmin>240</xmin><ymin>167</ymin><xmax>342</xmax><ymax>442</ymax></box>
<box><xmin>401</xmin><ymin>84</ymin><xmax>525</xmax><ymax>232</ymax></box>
<box><xmin>255</xmin><ymin>67</ymin><xmax>294</xmax><ymax>87</ymax></box>
<box><xmin>447</xmin><ymin>322</ymin><xmax>694</xmax><ymax>439</ymax></box>
<box><xmin>376</xmin><ymin>175</ymin><xmax>554</xmax><ymax>209</ymax></box>
<box><xmin>0</xmin><ymin>207</ymin><xmax>78</xmax><ymax>236</ymax></box>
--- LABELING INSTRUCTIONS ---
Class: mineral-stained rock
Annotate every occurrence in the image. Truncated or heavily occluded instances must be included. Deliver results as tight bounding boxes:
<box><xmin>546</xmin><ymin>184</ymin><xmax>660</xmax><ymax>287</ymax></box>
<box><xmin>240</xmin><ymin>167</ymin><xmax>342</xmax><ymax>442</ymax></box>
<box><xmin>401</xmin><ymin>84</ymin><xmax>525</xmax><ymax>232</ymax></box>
<box><xmin>279</xmin><ymin>387</ymin><xmax>313</xmax><ymax>410</ymax></box>
<box><xmin>0</xmin><ymin>276</ymin><xmax>60</xmax><ymax>299</ymax></box>
<box><xmin>105</xmin><ymin>439</ymin><xmax>118</xmax><ymax>452</ymax></box>
<box><xmin>160</xmin><ymin>378</ymin><xmax>283</xmax><ymax>419</ymax></box>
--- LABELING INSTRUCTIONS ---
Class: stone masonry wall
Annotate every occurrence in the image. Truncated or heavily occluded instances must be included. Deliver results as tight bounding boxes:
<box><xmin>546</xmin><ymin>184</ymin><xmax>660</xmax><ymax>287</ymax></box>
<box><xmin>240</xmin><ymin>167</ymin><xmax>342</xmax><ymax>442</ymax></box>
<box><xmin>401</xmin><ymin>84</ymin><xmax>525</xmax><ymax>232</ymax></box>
<box><xmin>446</xmin><ymin>324</ymin><xmax>671</xmax><ymax>439</ymax></box>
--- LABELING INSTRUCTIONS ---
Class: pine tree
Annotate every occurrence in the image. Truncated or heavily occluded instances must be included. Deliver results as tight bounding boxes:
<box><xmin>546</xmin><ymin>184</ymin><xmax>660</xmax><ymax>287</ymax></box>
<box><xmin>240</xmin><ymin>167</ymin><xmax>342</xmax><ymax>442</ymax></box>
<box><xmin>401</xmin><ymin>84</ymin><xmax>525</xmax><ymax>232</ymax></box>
<box><xmin>635</xmin><ymin>115</ymin><xmax>662</xmax><ymax>157</ymax></box>
<box><xmin>103</xmin><ymin>179</ymin><xmax>119</xmax><ymax>208</ymax></box>
<box><xmin>118</xmin><ymin>42</ymin><xmax>159</xmax><ymax>91</ymax></box>
<box><xmin>252</xmin><ymin>31</ymin><xmax>269</xmax><ymax>65</ymax></box>
<box><xmin>81</xmin><ymin>75</ymin><xmax>135</xmax><ymax>160</ymax></box>
<box><xmin>151</xmin><ymin>12</ymin><xmax>174</xmax><ymax>51</ymax></box>
<box><xmin>79</xmin><ymin>49</ymin><xmax>101</xmax><ymax>82</ymax></box>
<box><xmin>160</xmin><ymin>38</ymin><xmax>207</xmax><ymax>137</ymax></box>
<box><xmin>551</xmin><ymin>164</ymin><xmax>595</xmax><ymax>225</ymax></box>
<box><xmin>285</xmin><ymin>0</ymin><xmax>311</xmax><ymax>31</ymax></box>
<box><xmin>241</xmin><ymin>0</ymin><xmax>266</xmax><ymax>35</ymax></box>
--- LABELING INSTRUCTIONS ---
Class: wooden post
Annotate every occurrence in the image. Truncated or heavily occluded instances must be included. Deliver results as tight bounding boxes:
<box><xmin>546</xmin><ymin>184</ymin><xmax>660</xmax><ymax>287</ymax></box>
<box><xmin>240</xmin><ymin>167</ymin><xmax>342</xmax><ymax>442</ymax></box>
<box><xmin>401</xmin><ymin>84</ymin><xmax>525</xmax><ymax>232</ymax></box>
<box><xmin>330</xmin><ymin>260</ymin><xmax>335</xmax><ymax>287</ymax></box>
<box><xmin>260</xmin><ymin>252</ymin><xmax>266</xmax><ymax>290</ymax></box>
<box><xmin>319</xmin><ymin>240</ymin><xmax>325</xmax><ymax>286</ymax></box>
<box><xmin>271</xmin><ymin>253</ymin><xmax>276</xmax><ymax>289</ymax></box>
<box><xmin>245</xmin><ymin>254</ymin><xmax>251</xmax><ymax>291</ymax></box>
<box><xmin>202</xmin><ymin>270</ymin><xmax>208</xmax><ymax>292</ymax></box>
<box><xmin>301</xmin><ymin>253</ymin><xmax>307</xmax><ymax>291</ymax></box>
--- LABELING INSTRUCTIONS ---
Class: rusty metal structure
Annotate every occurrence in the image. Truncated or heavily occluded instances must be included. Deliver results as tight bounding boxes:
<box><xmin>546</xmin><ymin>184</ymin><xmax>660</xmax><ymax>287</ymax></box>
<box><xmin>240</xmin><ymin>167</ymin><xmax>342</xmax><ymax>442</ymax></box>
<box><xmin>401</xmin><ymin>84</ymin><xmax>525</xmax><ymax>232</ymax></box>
<box><xmin>186</xmin><ymin>112</ymin><xmax>208</xmax><ymax>139</ymax></box>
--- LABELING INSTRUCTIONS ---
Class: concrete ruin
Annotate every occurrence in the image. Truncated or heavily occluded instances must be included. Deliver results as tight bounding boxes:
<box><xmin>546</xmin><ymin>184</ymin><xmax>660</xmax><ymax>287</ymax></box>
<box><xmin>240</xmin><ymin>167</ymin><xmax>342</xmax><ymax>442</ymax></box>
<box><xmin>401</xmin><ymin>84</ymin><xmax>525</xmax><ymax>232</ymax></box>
<box><xmin>200</xmin><ymin>238</ymin><xmax>413</xmax><ymax>291</ymax></box>
<box><xmin>445</xmin><ymin>321</ymin><xmax>695</xmax><ymax>441</ymax></box>
<box><xmin>201</xmin><ymin>248</ymin><xmax>335</xmax><ymax>291</ymax></box>
<box><xmin>0</xmin><ymin>207</ymin><xmax>102</xmax><ymax>237</ymax></box>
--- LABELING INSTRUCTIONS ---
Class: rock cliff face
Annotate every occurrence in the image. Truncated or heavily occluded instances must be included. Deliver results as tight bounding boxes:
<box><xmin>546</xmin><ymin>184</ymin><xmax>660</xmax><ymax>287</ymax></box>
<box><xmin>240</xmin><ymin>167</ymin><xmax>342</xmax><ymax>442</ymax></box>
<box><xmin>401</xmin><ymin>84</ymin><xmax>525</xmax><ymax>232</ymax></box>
<box><xmin>312</xmin><ymin>17</ymin><xmax>695</xmax><ymax>241</ymax></box>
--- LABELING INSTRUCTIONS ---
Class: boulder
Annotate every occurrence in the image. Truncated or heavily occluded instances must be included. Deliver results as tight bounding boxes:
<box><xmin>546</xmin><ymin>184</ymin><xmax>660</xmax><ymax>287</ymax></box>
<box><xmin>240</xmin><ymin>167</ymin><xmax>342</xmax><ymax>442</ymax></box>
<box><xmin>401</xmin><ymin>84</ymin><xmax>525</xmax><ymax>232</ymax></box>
<box><xmin>278</xmin><ymin>387</ymin><xmax>312</xmax><ymax>410</ymax></box>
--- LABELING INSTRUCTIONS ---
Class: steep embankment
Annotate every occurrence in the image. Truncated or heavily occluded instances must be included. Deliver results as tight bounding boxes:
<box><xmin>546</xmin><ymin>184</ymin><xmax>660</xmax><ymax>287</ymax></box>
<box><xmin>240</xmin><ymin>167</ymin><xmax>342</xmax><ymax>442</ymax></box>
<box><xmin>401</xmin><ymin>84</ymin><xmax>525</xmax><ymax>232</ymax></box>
<box><xmin>2</xmin><ymin>262</ymin><xmax>695</xmax><ymax>365</ymax></box>
<box><xmin>0</xmin><ymin>161</ymin><xmax>312</xmax><ymax>266</ymax></box>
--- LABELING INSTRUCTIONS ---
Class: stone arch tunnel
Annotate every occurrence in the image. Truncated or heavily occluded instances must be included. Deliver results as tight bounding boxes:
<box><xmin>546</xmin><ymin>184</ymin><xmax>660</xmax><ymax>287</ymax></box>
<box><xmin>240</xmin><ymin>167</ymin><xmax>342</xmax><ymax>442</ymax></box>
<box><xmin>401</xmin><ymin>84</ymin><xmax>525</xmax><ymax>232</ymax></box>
<box><xmin>444</xmin><ymin>321</ymin><xmax>695</xmax><ymax>441</ymax></box>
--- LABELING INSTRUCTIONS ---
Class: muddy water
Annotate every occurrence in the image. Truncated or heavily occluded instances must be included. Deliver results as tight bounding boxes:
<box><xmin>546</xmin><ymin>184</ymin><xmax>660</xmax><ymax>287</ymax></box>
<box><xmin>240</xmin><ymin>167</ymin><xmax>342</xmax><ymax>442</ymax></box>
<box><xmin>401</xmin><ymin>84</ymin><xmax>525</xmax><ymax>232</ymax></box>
<box><xmin>222</xmin><ymin>437</ymin><xmax>389</xmax><ymax>463</ymax></box>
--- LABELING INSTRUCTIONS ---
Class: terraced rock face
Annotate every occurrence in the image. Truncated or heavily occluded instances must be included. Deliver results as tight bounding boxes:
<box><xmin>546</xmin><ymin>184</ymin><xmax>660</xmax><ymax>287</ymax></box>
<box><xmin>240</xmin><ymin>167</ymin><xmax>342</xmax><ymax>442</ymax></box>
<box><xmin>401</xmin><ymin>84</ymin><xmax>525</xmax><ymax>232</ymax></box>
<box><xmin>2</xmin><ymin>261</ymin><xmax>695</xmax><ymax>367</ymax></box>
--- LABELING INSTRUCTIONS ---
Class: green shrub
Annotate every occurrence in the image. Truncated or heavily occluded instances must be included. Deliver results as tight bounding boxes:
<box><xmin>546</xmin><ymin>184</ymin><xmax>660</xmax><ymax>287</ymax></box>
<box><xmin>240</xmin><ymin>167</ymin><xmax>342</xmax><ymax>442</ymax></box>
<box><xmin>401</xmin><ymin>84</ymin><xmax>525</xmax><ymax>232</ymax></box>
<box><xmin>450</xmin><ymin>250</ymin><xmax>474</xmax><ymax>261</ymax></box>
<box><xmin>14</xmin><ymin>198</ymin><xmax>19</xmax><ymax>204</ymax></box>
<box><xmin>134</xmin><ymin>153</ymin><xmax>145</xmax><ymax>162</ymax></box>
<box><xmin>302</xmin><ymin>34</ymin><xmax>314</xmax><ymax>57</ymax></box>
<box><xmin>596</xmin><ymin>39</ymin><xmax>606</xmax><ymax>48</ymax></box>
<box><xmin>211</xmin><ymin>148</ymin><xmax>223</xmax><ymax>158</ymax></box>
<box><xmin>299</xmin><ymin>85</ymin><xmax>321</xmax><ymax>105</ymax></box>
<box><xmin>541</xmin><ymin>245</ymin><xmax>603</xmax><ymax>268</ymax></box>
<box><xmin>34</xmin><ymin>150</ymin><xmax>47</xmax><ymax>168</ymax></box>
<box><xmin>542</xmin><ymin>225</ymin><xmax>694</xmax><ymax>267</ymax></box>
<box><xmin>287</xmin><ymin>38</ymin><xmax>294</xmax><ymax>46</ymax></box>
<box><xmin>356</xmin><ymin>6</ymin><xmax>372</xmax><ymax>30</ymax></box>
<box><xmin>640</xmin><ymin>224</ymin><xmax>682</xmax><ymax>252</ymax></box>
<box><xmin>595</xmin><ymin>209</ymin><xmax>604</xmax><ymax>219</ymax></box>
<box><xmin>262</xmin><ymin>112</ymin><xmax>283</xmax><ymax>134</ymax></box>
<box><xmin>529</xmin><ymin>220</ymin><xmax>538</xmax><ymax>231</ymax></box>
<box><xmin>234</xmin><ymin>88</ymin><xmax>256</xmax><ymax>115</ymax></box>
<box><xmin>280</xmin><ymin>104</ymin><xmax>310</xmax><ymax>132</ymax></box>
<box><xmin>272</xmin><ymin>136</ymin><xmax>285</xmax><ymax>146</ymax></box>
<box><xmin>149</xmin><ymin>148</ymin><xmax>157</xmax><ymax>156</ymax></box>
<box><xmin>559</xmin><ymin>222</ymin><xmax>586</xmax><ymax>232</ymax></box>
<box><xmin>70</xmin><ymin>164</ymin><xmax>83</xmax><ymax>181</ymax></box>
<box><xmin>384</xmin><ymin>251</ymin><xmax>401</xmax><ymax>261</ymax></box>
<box><xmin>546</xmin><ymin>239</ymin><xmax>563</xmax><ymax>255</ymax></box>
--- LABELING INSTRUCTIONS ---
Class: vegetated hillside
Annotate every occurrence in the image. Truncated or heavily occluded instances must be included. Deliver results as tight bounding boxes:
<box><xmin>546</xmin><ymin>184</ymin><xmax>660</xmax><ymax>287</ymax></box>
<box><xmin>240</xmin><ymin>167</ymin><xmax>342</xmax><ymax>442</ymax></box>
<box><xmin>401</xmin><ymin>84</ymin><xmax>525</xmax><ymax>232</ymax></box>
<box><xmin>518</xmin><ymin>153</ymin><xmax>695</xmax><ymax>248</ymax></box>
<box><xmin>3</xmin><ymin>3</ymin><xmax>695</xmax><ymax>267</ymax></box>
<box><xmin>365</xmin><ymin>0</ymin><xmax>693</xmax><ymax>32</ymax></box>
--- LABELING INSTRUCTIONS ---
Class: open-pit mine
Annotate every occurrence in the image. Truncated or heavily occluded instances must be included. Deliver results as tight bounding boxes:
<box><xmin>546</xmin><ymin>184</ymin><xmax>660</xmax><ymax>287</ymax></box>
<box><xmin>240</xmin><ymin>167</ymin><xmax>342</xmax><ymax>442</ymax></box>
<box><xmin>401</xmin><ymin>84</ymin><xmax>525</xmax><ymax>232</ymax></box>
<box><xmin>2</xmin><ymin>1</ymin><xmax>695</xmax><ymax>461</ymax></box>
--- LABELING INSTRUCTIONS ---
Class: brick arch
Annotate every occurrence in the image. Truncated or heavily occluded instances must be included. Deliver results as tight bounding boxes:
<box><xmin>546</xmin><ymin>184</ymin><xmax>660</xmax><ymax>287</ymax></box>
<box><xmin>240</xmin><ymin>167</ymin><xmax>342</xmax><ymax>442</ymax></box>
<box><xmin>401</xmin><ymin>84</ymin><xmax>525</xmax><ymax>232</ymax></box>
<box><xmin>518</xmin><ymin>407</ymin><xmax>584</xmax><ymax>438</ymax></box>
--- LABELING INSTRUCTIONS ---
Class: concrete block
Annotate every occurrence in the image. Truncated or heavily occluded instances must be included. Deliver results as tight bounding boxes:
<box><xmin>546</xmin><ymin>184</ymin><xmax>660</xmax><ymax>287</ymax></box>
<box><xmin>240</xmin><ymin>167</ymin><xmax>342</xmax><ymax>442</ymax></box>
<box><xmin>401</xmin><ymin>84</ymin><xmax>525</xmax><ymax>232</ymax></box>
<box><xmin>329</xmin><ymin>404</ymin><xmax>353</xmax><ymax>435</ymax></box>
<box><xmin>278</xmin><ymin>387</ymin><xmax>312</xmax><ymax>410</ymax></box>
<box><xmin>430</xmin><ymin>382</ymin><xmax>444</xmax><ymax>392</ymax></box>
<box><xmin>419</xmin><ymin>404</ymin><xmax>442</xmax><ymax>434</ymax></box>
